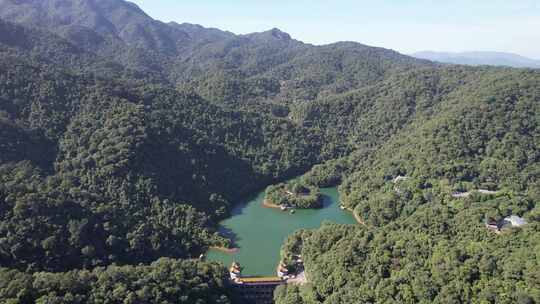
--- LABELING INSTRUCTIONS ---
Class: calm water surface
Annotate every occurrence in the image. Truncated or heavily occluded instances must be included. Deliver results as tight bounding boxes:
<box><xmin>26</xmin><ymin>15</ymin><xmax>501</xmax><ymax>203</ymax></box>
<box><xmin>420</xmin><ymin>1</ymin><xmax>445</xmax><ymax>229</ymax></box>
<box><xmin>207</xmin><ymin>187</ymin><xmax>356</xmax><ymax>276</ymax></box>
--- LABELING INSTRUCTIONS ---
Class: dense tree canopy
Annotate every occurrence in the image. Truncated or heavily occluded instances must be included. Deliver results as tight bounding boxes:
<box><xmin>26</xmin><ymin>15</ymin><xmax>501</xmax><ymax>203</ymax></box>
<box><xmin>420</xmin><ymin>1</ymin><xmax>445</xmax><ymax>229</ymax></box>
<box><xmin>0</xmin><ymin>258</ymin><xmax>232</xmax><ymax>304</ymax></box>
<box><xmin>0</xmin><ymin>0</ymin><xmax>538</xmax><ymax>303</ymax></box>
<box><xmin>275</xmin><ymin>68</ymin><xmax>540</xmax><ymax>303</ymax></box>
<box><xmin>265</xmin><ymin>181</ymin><xmax>323</xmax><ymax>209</ymax></box>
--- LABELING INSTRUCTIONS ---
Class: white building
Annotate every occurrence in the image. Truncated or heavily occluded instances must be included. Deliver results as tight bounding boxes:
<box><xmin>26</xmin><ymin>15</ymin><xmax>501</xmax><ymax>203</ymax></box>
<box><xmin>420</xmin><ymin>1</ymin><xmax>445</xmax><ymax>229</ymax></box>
<box><xmin>502</xmin><ymin>215</ymin><xmax>527</xmax><ymax>228</ymax></box>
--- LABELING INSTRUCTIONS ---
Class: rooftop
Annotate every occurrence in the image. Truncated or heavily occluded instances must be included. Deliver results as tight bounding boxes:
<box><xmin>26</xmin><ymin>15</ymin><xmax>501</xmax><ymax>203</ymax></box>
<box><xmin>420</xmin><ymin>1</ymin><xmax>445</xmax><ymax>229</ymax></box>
<box><xmin>503</xmin><ymin>215</ymin><xmax>527</xmax><ymax>227</ymax></box>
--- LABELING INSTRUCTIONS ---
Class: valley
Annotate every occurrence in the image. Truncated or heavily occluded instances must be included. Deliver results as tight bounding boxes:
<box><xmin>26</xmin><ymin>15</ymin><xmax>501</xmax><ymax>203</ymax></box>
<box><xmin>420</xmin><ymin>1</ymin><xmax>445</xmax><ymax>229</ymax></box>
<box><xmin>0</xmin><ymin>0</ymin><xmax>538</xmax><ymax>303</ymax></box>
<box><xmin>206</xmin><ymin>185</ymin><xmax>355</xmax><ymax>276</ymax></box>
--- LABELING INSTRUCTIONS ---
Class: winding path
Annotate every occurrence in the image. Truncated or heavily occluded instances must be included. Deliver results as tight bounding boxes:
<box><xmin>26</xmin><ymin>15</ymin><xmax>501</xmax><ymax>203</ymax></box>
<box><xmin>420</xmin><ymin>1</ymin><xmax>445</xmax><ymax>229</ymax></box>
<box><xmin>451</xmin><ymin>189</ymin><xmax>499</xmax><ymax>198</ymax></box>
<box><xmin>287</xmin><ymin>270</ymin><xmax>307</xmax><ymax>285</ymax></box>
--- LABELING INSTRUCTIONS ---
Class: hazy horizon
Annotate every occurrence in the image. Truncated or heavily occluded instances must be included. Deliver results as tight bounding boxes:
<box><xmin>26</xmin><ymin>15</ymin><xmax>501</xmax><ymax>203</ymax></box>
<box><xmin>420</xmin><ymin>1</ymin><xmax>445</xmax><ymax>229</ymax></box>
<box><xmin>130</xmin><ymin>0</ymin><xmax>540</xmax><ymax>60</ymax></box>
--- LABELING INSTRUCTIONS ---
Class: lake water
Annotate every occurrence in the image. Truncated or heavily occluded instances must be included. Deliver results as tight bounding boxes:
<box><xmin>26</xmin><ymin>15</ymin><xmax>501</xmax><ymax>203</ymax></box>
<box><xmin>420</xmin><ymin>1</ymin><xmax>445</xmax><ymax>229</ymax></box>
<box><xmin>207</xmin><ymin>186</ymin><xmax>356</xmax><ymax>276</ymax></box>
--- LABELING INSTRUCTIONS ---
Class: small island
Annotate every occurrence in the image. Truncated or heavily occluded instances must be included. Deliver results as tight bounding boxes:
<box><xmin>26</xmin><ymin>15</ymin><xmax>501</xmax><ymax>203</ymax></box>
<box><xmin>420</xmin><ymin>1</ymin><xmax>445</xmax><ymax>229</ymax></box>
<box><xmin>264</xmin><ymin>181</ymin><xmax>323</xmax><ymax>209</ymax></box>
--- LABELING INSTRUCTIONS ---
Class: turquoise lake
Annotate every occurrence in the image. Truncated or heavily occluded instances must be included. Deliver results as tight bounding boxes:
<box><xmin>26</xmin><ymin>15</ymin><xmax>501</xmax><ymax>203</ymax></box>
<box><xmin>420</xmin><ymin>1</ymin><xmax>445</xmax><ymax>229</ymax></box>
<box><xmin>207</xmin><ymin>186</ymin><xmax>356</xmax><ymax>276</ymax></box>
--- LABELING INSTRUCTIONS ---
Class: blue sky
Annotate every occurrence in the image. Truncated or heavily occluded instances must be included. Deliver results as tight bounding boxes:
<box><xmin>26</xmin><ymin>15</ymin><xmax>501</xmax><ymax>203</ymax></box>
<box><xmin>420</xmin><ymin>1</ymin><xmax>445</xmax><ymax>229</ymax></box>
<box><xmin>130</xmin><ymin>0</ymin><xmax>540</xmax><ymax>59</ymax></box>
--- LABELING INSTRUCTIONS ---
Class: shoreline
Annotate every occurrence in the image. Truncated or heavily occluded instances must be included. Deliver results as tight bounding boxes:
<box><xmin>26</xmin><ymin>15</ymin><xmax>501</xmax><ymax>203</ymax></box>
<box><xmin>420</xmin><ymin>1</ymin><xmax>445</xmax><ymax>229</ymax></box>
<box><xmin>209</xmin><ymin>246</ymin><xmax>239</xmax><ymax>254</ymax></box>
<box><xmin>342</xmin><ymin>206</ymin><xmax>367</xmax><ymax>226</ymax></box>
<box><xmin>262</xmin><ymin>199</ymin><xmax>282</xmax><ymax>209</ymax></box>
<box><xmin>353</xmin><ymin>211</ymin><xmax>366</xmax><ymax>226</ymax></box>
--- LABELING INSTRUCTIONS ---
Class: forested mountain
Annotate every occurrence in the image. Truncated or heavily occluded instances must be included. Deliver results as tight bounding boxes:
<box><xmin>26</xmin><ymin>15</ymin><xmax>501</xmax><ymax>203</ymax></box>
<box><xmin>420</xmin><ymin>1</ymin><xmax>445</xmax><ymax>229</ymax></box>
<box><xmin>278</xmin><ymin>67</ymin><xmax>539</xmax><ymax>303</ymax></box>
<box><xmin>0</xmin><ymin>0</ymin><xmax>431</xmax><ymax>104</ymax></box>
<box><xmin>0</xmin><ymin>0</ymin><xmax>538</xmax><ymax>303</ymax></box>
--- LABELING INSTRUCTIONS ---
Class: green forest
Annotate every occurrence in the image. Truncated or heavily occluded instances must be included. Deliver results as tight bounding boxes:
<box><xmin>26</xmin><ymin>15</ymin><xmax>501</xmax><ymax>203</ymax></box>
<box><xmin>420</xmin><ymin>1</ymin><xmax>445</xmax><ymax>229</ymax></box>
<box><xmin>0</xmin><ymin>0</ymin><xmax>538</xmax><ymax>303</ymax></box>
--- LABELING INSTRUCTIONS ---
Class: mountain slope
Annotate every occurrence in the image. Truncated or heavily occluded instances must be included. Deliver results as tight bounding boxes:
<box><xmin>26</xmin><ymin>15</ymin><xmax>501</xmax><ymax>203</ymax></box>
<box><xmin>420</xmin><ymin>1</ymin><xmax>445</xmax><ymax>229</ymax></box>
<box><xmin>0</xmin><ymin>0</ymin><xmax>187</xmax><ymax>53</ymax></box>
<box><xmin>0</xmin><ymin>1</ymin><xmax>538</xmax><ymax>303</ymax></box>
<box><xmin>276</xmin><ymin>67</ymin><xmax>540</xmax><ymax>304</ymax></box>
<box><xmin>0</xmin><ymin>0</ymin><xmax>431</xmax><ymax>103</ymax></box>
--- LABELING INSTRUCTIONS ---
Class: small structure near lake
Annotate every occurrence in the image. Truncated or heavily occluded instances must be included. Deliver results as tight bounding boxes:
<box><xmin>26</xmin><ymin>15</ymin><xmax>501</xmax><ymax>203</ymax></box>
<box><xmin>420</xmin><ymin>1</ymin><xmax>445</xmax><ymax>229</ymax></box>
<box><xmin>276</xmin><ymin>254</ymin><xmax>307</xmax><ymax>284</ymax></box>
<box><xmin>230</xmin><ymin>261</ymin><xmax>243</xmax><ymax>281</ymax></box>
<box><xmin>228</xmin><ymin>262</ymin><xmax>288</xmax><ymax>304</ymax></box>
<box><xmin>277</xmin><ymin>263</ymin><xmax>289</xmax><ymax>278</ymax></box>
<box><xmin>230</xmin><ymin>276</ymin><xmax>286</xmax><ymax>304</ymax></box>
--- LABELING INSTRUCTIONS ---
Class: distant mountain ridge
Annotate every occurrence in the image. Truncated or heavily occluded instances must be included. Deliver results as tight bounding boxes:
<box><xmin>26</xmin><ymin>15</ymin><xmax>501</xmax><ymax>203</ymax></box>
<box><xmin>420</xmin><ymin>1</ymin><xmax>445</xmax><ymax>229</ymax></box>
<box><xmin>0</xmin><ymin>1</ymin><xmax>538</xmax><ymax>303</ymax></box>
<box><xmin>0</xmin><ymin>0</ymin><xmax>429</xmax><ymax>104</ymax></box>
<box><xmin>412</xmin><ymin>51</ymin><xmax>540</xmax><ymax>68</ymax></box>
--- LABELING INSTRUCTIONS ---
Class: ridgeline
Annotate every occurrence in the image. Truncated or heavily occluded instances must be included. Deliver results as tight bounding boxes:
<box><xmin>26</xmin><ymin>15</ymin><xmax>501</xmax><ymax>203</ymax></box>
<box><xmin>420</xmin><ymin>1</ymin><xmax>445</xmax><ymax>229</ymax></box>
<box><xmin>0</xmin><ymin>0</ymin><xmax>538</xmax><ymax>303</ymax></box>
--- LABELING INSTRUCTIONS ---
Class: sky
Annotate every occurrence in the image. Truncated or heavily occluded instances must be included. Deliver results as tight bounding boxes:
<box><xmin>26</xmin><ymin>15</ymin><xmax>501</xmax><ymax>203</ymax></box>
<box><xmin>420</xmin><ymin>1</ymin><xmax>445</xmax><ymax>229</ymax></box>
<box><xmin>130</xmin><ymin>0</ymin><xmax>540</xmax><ymax>59</ymax></box>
